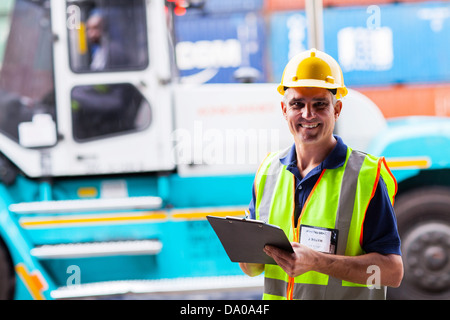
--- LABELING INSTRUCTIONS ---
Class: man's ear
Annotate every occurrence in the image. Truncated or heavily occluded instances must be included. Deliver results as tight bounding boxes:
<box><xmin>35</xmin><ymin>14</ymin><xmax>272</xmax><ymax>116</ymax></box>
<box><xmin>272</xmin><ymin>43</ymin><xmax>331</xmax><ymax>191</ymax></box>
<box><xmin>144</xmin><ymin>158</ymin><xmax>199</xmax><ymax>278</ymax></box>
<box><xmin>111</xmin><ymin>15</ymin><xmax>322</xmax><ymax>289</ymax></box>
<box><xmin>281</xmin><ymin>101</ymin><xmax>288</xmax><ymax>120</ymax></box>
<box><xmin>334</xmin><ymin>100</ymin><xmax>342</xmax><ymax>121</ymax></box>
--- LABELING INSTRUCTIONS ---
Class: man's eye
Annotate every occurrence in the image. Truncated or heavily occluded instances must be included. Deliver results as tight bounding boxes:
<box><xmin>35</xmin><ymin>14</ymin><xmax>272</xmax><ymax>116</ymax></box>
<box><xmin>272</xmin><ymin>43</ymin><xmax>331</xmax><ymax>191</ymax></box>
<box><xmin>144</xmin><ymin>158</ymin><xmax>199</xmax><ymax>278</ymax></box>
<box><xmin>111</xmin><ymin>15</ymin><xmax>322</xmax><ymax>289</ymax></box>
<box><xmin>315</xmin><ymin>102</ymin><xmax>327</xmax><ymax>108</ymax></box>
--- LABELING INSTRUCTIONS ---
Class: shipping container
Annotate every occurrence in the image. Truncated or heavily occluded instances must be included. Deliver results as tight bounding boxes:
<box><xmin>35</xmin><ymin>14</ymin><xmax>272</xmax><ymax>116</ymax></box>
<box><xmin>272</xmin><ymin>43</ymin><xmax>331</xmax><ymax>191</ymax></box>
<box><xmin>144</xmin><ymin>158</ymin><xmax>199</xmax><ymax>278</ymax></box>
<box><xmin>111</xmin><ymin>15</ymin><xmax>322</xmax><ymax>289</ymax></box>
<box><xmin>268</xmin><ymin>10</ymin><xmax>308</xmax><ymax>81</ymax></box>
<box><xmin>181</xmin><ymin>0</ymin><xmax>264</xmax><ymax>15</ymax></box>
<box><xmin>264</xmin><ymin>0</ymin><xmax>306</xmax><ymax>12</ymax></box>
<box><xmin>268</xmin><ymin>1</ymin><xmax>450</xmax><ymax>86</ymax></box>
<box><xmin>357</xmin><ymin>84</ymin><xmax>450</xmax><ymax>119</ymax></box>
<box><xmin>264</xmin><ymin>0</ymin><xmax>437</xmax><ymax>12</ymax></box>
<box><xmin>324</xmin><ymin>0</ymin><xmax>426</xmax><ymax>8</ymax></box>
<box><xmin>325</xmin><ymin>1</ymin><xmax>450</xmax><ymax>86</ymax></box>
<box><xmin>174</xmin><ymin>12</ymin><xmax>268</xmax><ymax>84</ymax></box>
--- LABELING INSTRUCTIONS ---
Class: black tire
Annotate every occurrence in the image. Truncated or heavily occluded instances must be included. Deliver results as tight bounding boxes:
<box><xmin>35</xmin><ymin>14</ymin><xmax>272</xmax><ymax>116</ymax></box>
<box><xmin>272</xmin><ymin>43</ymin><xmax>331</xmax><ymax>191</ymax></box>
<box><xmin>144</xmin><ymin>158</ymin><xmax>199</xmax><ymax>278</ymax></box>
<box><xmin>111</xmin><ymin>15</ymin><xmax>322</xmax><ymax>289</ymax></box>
<box><xmin>388</xmin><ymin>187</ymin><xmax>450</xmax><ymax>300</ymax></box>
<box><xmin>0</xmin><ymin>239</ymin><xmax>14</xmax><ymax>299</ymax></box>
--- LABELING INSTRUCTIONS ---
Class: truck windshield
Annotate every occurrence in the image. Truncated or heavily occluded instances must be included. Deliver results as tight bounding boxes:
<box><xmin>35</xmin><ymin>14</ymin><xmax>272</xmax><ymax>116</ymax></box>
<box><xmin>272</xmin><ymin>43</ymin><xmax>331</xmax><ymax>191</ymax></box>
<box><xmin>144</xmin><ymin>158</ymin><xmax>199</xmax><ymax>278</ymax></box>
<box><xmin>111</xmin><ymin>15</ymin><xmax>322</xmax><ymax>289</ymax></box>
<box><xmin>0</xmin><ymin>0</ymin><xmax>56</xmax><ymax>142</ymax></box>
<box><xmin>67</xmin><ymin>0</ymin><xmax>148</xmax><ymax>72</ymax></box>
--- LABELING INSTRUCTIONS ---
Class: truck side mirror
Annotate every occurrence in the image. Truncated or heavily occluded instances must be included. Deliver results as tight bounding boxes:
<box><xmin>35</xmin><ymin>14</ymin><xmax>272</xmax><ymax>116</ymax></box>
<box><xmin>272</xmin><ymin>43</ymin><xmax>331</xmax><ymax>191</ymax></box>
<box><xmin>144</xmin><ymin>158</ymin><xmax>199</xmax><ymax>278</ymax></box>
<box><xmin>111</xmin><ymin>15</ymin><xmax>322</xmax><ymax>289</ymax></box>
<box><xmin>18</xmin><ymin>114</ymin><xmax>57</xmax><ymax>148</ymax></box>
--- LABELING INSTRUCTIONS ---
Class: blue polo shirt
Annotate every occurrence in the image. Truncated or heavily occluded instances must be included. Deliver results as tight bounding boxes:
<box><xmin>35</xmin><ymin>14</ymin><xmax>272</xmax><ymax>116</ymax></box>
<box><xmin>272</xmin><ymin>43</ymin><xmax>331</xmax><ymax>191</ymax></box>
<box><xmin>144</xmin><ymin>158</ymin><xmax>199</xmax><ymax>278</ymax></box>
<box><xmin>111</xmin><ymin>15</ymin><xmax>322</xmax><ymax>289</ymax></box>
<box><xmin>249</xmin><ymin>135</ymin><xmax>401</xmax><ymax>256</ymax></box>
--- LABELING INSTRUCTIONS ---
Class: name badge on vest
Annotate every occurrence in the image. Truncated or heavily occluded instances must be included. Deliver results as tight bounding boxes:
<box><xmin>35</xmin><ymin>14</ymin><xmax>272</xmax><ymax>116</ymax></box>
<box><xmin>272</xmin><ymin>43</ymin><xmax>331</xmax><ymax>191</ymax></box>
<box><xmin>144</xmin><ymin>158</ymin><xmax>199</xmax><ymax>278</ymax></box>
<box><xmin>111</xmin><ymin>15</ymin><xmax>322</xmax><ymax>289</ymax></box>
<box><xmin>299</xmin><ymin>225</ymin><xmax>338</xmax><ymax>254</ymax></box>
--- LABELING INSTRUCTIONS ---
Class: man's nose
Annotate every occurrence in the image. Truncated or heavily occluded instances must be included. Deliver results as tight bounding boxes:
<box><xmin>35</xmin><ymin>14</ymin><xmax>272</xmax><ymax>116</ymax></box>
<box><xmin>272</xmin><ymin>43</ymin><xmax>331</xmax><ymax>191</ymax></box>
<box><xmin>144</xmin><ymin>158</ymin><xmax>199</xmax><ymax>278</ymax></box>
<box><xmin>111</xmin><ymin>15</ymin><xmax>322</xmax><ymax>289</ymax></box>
<box><xmin>301</xmin><ymin>104</ymin><xmax>315</xmax><ymax>119</ymax></box>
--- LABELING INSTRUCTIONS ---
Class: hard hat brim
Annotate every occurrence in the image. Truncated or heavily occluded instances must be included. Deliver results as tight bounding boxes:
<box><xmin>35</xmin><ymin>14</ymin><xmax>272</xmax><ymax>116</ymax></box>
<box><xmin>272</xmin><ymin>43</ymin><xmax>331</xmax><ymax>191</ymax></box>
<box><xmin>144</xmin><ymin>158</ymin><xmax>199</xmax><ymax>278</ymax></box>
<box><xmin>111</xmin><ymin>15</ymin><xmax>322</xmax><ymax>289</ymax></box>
<box><xmin>277</xmin><ymin>80</ymin><xmax>348</xmax><ymax>98</ymax></box>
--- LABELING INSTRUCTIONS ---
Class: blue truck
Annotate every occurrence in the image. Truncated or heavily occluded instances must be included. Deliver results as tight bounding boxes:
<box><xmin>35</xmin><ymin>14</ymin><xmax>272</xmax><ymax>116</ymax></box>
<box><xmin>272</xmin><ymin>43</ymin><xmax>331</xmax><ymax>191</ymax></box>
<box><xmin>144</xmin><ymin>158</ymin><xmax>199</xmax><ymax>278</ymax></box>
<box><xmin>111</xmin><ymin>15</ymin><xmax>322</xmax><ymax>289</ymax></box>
<box><xmin>0</xmin><ymin>0</ymin><xmax>448</xmax><ymax>300</ymax></box>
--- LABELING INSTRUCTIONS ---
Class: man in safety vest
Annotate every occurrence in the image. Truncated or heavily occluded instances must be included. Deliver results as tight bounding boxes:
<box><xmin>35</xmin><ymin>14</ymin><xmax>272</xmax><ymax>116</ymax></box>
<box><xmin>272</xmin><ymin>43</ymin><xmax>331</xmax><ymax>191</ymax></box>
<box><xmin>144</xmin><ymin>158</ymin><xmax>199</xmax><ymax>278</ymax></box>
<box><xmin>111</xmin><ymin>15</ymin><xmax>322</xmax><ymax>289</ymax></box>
<box><xmin>240</xmin><ymin>49</ymin><xmax>403</xmax><ymax>300</ymax></box>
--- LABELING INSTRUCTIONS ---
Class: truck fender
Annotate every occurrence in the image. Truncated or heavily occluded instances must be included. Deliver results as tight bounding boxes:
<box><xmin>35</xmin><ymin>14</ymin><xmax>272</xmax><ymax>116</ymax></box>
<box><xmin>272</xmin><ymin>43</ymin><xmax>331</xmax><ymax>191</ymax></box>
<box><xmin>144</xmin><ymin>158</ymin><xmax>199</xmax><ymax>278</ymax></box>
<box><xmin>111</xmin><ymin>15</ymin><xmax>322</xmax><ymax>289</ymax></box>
<box><xmin>367</xmin><ymin>116</ymin><xmax>450</xmax><ymax>183</ymax></box>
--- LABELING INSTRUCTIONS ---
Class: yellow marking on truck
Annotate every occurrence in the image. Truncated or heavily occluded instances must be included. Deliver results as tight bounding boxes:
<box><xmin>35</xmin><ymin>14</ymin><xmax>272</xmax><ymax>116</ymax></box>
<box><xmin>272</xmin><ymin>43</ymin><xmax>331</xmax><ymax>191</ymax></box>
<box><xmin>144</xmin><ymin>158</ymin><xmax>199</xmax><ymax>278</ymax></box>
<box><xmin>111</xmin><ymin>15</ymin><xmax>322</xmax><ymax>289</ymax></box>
<box><xmin>15</xmin><ymin>263</ymin><xmax>47</xmax><ymax>300</ymax></box>
<box><xmin>385</xmin><ymin>157</ymin><xmax>431</xmax><ymax>170</ymax></box>
<box><xmin>77</xmin><ymin>22</ymin><xmax>87</xmax><ymax>54</ymax></box>
<box><xmin>19</xmin><ymin>207</ymin><xmax>247</xmax><ymax>228</ymax></box>
<box><xmin>77</xmin><ymin>187</ymin><xmax>98</xmax><ymax>198</ymax></box>
<box><xmin>171</xmin><ymin>209</ymin><xmax>245</xmax><ymax>220</ymax></box>
<box><xmin>20</xmin><ymin>212</ymin><xmax>168</xmax><ymax>228</ymax></box>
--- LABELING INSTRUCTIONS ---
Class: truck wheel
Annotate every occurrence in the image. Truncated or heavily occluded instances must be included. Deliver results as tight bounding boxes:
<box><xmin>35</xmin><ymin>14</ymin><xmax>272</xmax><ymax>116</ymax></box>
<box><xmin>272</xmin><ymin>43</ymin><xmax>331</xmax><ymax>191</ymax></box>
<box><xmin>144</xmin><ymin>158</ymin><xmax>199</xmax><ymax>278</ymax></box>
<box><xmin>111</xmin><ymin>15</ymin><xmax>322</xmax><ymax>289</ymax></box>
<box><xmin>388</xmin><ymin>187</ymin><xmax>450</xmax><ymax>300</ymax></box>
<box><xmin>0</xmin><ymin>239</ymin><xmax>14</xmax><ymax>299</ymax></box>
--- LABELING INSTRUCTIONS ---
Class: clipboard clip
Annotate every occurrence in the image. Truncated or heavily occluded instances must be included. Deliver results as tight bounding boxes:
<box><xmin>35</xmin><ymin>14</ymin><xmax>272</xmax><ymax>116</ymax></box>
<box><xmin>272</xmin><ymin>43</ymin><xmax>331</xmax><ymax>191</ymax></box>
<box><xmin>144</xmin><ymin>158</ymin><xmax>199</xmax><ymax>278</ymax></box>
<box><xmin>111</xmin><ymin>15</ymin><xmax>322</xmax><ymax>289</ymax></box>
<box><xmin>226</xmin><ymin>215</ymin><xmax>265</xmax><ymax>224</ymax></box>
<box><xmin>244</xmin><ymin>210</ymin><xmax>267</xmax><ymax>223</ymax></box>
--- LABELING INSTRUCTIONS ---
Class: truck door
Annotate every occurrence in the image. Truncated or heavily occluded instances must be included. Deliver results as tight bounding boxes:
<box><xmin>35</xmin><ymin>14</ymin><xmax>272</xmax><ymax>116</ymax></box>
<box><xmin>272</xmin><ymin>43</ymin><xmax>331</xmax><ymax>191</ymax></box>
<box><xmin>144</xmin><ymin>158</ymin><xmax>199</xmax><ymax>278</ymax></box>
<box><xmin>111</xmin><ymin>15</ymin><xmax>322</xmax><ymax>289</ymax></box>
<box><xmin>0</xmin><ymin>0</ymin><xmax>57</xmax><ymax>177</ymax></box>
<box><xmin>50</xmin><ymin>0</ymin><xmax>174</xmax><ymax>176</ymax></box>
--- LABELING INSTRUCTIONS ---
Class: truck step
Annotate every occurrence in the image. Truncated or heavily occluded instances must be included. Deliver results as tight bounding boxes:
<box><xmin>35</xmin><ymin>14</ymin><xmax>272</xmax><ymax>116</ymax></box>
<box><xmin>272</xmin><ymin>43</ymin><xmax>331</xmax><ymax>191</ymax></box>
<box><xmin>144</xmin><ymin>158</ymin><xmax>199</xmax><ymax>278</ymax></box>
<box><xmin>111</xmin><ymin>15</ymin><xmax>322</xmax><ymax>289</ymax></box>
<box><xmin>30</xmin><ymin>240</ymin><xmax>162</xmax><ymax>259</ymax></box>
<box><xmin>9</xmin><ymin>196</ymin><xmax>163</xmax><ymax>214</ymax></box>
<box><xmin>50</xmin><ymin>275</ymin><xmax>264</xmax><ymax>299</ymax></box>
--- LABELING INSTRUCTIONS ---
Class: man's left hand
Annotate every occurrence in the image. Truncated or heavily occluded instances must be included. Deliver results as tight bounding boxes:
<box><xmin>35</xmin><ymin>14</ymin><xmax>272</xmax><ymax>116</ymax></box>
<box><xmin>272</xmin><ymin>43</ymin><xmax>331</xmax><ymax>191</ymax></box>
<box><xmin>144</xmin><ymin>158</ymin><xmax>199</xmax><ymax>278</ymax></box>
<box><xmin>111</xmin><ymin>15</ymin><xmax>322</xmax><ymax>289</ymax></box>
<box><xmin>264</xmin><ymin>242</ymin><xmax>317</xmax><ymax>278</ymax></box>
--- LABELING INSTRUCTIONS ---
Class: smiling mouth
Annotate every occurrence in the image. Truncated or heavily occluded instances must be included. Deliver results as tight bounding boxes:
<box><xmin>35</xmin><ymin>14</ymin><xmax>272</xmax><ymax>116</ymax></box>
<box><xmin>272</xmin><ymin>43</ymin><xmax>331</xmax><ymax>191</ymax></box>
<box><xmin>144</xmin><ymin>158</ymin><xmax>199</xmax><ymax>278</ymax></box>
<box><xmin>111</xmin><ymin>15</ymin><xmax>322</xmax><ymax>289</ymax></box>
<box><xmin>299</xmin><ymin>123</ymin><xmax>320</xmax><ymax>129</ymax></box>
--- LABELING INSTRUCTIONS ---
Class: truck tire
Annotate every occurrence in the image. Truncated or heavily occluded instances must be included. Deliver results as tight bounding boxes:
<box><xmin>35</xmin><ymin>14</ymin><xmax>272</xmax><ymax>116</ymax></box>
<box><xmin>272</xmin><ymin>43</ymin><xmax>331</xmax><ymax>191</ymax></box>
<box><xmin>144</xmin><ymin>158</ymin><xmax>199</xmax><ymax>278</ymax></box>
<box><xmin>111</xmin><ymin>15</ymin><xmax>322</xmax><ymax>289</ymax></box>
<box><xmin>0</xmin><ymin>239</ymin><xmax>14</xmax><ymax>299</ymax></box>
<box><xmin>388</xmin><ymin>187</ymin><xmax>450</xmax><ymax>300</ymax></box>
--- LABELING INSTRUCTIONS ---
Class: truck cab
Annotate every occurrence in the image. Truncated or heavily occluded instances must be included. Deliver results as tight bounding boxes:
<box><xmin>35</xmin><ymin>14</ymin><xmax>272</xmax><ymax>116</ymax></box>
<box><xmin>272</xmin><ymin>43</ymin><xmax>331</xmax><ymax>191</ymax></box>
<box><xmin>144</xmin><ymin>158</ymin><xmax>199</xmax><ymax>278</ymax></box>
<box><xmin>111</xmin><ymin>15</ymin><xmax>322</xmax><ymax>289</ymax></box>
<box><xmin>0</xmin><ymin>0</ymin><xmax>175</xmax><ymax>177</ymax></box>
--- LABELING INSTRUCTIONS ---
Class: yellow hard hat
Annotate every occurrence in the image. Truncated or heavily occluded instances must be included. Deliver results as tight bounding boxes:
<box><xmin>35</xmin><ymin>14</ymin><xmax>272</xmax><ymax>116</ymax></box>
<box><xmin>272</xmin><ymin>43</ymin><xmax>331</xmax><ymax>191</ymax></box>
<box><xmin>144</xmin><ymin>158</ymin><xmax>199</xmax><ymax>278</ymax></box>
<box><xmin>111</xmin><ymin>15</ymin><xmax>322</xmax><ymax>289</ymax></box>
<box><xmin>277</xmin><ymin>48</ymin><xmax>348</xmax><ymax>99</ymax></box>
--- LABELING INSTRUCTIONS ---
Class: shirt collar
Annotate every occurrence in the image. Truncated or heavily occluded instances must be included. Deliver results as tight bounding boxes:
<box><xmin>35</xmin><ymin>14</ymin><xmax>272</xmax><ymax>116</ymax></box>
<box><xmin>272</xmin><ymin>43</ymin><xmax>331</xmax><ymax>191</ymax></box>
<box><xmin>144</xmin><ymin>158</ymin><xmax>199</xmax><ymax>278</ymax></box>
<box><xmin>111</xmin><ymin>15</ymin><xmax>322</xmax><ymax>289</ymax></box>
<box><xmin>280</xmin><ymin>135</ymin><xmax>348</xmax><ymax>170</ymax></box>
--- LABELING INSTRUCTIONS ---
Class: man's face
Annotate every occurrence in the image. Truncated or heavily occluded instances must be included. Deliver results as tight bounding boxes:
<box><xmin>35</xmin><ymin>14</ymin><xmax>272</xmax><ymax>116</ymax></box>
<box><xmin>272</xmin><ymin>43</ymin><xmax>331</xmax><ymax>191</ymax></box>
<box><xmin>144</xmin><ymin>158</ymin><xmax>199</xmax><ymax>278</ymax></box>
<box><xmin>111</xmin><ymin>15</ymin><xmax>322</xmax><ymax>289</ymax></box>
<box><xmin>281</xmin><ymin>87</ymin><xmax>342</xmax><ymax>147</ymax></box>
<box><xmin>86</xmin><ymin>16</ymin><xmax>103</xmax><ymax>45</ymax></box>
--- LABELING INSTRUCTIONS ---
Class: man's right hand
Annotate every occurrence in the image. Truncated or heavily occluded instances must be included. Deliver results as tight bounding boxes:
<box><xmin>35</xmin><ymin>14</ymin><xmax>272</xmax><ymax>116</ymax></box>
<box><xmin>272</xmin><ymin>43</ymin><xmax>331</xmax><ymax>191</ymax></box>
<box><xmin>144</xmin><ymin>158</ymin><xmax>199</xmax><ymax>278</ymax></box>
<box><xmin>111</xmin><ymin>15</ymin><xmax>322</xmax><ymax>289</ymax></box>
<box><xmin>239</xmin><ymin>262</ymin><xmax>264</xmax><ymax>277</ymax></box>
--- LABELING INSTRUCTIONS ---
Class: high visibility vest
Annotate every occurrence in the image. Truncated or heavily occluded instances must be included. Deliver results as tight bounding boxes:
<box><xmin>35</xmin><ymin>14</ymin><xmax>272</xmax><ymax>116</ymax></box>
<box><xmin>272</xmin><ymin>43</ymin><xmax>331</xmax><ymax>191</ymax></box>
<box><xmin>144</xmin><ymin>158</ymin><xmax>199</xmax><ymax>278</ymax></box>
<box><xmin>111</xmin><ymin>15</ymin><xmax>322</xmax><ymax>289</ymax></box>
<box><xmin>254</xmin><ymin>146</ymin><xmax>397</xmax><ymax>300</ymax></box>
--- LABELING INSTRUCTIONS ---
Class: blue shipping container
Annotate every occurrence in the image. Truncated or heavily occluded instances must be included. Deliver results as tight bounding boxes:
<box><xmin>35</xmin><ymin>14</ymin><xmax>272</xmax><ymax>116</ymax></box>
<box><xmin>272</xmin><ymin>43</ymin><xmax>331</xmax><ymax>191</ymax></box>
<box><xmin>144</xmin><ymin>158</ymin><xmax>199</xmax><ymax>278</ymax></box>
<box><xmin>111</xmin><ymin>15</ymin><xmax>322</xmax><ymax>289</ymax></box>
<box><xmin>268</xmin><ymin>11</ymin><xmax>309</xmax><ymax>83</ymax></box>
<box><xmin>268</xmin><ymin>1</ymin><xmax>450</xmax><ymax>86</ymax></box>
<box><xmin>183</xmin><ymin>0</ymin><xmax>263</xmax><ymax>15</ymax></box>
<box><xmin>174</xmin><ymin>12</ymin><xmax>267</xmax><ymax>84</ymax></box>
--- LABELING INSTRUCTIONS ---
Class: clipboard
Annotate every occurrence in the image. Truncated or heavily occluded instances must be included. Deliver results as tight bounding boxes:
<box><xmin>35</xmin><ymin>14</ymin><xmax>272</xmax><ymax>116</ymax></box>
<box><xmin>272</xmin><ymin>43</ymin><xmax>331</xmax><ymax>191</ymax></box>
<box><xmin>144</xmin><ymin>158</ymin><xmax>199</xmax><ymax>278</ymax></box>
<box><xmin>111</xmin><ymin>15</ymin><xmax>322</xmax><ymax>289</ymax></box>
<box><xmin>207</xmin><ymin>215</ymin><xmax>293</xmax><ymax>265</ymax></box>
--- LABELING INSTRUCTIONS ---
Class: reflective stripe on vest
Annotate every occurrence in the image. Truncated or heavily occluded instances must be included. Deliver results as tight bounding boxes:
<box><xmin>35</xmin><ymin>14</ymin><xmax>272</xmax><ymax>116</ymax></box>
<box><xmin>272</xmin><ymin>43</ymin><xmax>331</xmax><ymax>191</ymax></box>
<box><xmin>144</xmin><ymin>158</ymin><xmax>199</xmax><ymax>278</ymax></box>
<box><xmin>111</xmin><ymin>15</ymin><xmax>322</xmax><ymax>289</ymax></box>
<box><xmin>254</xmin><ymin>146</ymin><xmax>397</xmax><ymax>300</ymax></box>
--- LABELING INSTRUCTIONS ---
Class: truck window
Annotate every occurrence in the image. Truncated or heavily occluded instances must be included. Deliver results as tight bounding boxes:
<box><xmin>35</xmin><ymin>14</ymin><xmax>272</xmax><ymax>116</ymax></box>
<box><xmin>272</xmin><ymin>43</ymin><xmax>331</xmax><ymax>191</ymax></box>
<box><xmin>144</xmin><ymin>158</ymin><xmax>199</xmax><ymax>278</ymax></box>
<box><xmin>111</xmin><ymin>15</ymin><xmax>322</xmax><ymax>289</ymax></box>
<box><xmin>71</xmin><ymin>83</ymin><xmax>151</xmax><ymax>141</ymax></box>
<box><xmin>0</xmin><ymin>0</ymin><xmax>56</xmax><ymax>142</ymax></box>
<box><xmin>67</xmin><ymin>0</ymin><xmax>148</xmax><ymax>72</ymax></box>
